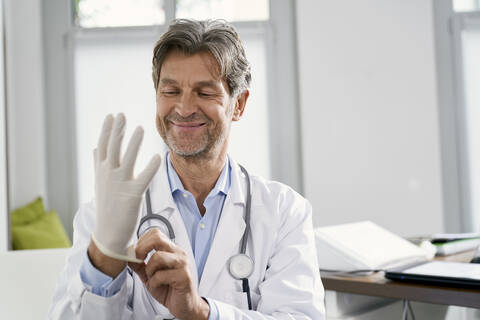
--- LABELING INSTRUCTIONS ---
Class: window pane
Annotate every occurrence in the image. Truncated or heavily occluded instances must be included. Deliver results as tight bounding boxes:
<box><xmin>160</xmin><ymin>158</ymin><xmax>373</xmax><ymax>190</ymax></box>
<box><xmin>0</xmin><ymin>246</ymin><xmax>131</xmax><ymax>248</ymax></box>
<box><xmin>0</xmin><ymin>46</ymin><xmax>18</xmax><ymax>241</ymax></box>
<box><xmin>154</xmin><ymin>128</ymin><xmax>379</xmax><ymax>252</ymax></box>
<box><xmin>462</xmin><ymin>26</ymin><xmax>480</xmax><ymax>230</ymax></box>
<box><xmin>453</xmin><ymin>0</ymin><xmax>480</xmax><ymax>12</ymax></box>
<box><xmin>176</xmin><ymin>0</ymin><xmax>268</xmax><ymax>21</ymax></box>
<box><xmin>75</xmin><ymin>0</ymin><xmax>165</xmax><ymax>28</ymax></box>
<box><xmin>74</xmin><ymin>36</ymin><xmax>167</xmax><ymax>204</ymax></box>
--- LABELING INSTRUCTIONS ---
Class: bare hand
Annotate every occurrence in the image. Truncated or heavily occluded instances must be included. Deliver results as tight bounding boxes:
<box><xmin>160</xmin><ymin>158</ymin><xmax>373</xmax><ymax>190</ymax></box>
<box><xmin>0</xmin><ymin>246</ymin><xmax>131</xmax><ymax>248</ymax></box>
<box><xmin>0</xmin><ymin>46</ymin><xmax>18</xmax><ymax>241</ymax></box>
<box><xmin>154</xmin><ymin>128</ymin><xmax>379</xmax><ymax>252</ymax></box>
<box><xmin>129</xmin><ymin>229</ymin><xmax>210</xmax><ymax>320</ymax></box>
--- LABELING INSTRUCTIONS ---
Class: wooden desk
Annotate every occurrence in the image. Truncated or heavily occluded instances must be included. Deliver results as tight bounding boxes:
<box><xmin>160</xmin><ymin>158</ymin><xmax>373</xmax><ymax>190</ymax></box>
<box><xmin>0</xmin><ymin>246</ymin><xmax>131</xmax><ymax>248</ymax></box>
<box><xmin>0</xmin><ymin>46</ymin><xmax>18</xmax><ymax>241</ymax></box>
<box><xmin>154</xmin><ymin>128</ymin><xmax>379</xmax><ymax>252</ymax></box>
<box><xmin>321</xmin><ymin>250</ymin><xmax>480</xmax><ymax>308</ymax></box>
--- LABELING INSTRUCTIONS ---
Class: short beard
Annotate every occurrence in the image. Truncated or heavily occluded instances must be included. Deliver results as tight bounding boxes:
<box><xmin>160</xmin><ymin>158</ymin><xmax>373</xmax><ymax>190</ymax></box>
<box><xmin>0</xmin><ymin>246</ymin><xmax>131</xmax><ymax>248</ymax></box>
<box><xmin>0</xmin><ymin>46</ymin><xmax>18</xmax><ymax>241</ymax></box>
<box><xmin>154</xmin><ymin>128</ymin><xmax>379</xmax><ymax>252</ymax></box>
<box><xmin>157</xmin><ymin>112</ymin><xmax>228</xmax><ymax>160</ymax></box>
<box><xmin>166</xmin><ymin>128</ymin><xmax>211</xmax><ymax>158</ymax></box>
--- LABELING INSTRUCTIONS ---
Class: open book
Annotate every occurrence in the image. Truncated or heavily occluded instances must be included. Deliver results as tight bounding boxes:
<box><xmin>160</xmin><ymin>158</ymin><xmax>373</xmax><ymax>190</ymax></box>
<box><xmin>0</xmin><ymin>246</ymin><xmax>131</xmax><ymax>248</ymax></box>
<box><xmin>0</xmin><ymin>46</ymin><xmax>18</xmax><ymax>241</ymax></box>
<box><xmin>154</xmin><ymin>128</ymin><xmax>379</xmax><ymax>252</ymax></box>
<box><xmin>315</xmin><ymin>221</ymin><xmax>431</xmax><ymax>272</ymax></box>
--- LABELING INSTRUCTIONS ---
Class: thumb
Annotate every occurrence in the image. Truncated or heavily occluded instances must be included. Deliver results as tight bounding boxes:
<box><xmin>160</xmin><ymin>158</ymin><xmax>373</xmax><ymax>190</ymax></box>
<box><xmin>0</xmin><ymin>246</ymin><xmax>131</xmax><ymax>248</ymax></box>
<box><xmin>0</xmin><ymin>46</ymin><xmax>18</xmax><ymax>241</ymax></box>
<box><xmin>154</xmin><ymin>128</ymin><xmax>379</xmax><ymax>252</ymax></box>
<box><xmin>137</xmin><ymin>154</ymin><xmax>162</xmax><ymax>189</ymax></box>
<box><xmin>128</xmin><ymin>261</ymin><xmax>148</xmax><ymax>284</ymax></box>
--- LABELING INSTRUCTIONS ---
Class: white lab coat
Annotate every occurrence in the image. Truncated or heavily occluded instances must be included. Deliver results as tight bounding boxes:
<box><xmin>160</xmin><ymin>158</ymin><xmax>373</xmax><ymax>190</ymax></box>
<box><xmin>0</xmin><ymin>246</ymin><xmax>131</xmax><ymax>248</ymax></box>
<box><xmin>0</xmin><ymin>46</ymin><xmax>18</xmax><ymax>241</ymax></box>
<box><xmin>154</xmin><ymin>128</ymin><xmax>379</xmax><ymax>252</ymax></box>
<box><xmin>48</xmin><ymin>156</ymin><xmax>325</xmax><ymax>319</ymax></box>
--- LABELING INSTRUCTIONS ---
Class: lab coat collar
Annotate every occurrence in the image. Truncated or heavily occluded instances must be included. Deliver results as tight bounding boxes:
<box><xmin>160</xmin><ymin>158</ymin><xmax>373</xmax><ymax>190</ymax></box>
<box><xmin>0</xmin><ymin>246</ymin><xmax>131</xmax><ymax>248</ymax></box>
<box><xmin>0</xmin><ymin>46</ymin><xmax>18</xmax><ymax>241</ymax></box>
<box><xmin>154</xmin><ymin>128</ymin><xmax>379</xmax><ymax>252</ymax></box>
<box><xmin>227</xmin><ymin>155</ymin><xmax>247</xmax><ymax>207</ymax></box>
<box><xmin>148</xmin><ymin>153</ymin><xmax>177</xmax><ymax>216</ymax></box>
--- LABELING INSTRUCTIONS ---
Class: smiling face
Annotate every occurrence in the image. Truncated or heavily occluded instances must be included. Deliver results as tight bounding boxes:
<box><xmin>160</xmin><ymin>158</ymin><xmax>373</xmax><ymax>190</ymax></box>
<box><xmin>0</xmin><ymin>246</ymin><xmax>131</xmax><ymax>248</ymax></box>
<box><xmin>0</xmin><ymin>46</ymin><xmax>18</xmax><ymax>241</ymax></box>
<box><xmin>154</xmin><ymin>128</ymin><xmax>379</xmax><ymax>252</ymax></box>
<box><xmin>156</xmin><ymin>50</ymin><xmax>245</xmax><ymax>159</ymax></box>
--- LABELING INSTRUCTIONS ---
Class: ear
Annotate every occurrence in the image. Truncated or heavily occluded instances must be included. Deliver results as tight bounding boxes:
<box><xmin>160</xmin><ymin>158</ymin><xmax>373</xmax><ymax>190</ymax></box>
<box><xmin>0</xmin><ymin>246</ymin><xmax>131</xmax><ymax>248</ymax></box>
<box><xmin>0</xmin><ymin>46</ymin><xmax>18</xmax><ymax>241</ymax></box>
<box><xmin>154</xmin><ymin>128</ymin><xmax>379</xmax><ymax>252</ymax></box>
<box><xmin>232</xmin><ymin>90</ymin><xmax>249</xmax><ymax>121</ymax></box>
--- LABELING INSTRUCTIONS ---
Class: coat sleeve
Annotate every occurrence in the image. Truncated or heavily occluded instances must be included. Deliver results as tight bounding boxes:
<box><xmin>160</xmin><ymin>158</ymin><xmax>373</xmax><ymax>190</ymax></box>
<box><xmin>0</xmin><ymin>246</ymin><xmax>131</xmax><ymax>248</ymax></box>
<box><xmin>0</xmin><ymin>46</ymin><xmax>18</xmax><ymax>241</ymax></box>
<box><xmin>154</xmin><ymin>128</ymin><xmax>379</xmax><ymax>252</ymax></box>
<box><xmin>210</xmin><ymin>189</ymin><xmax>326</xmax><ymax>319</ymax></box>
<box><xmin>47</xmin><ymin>201</ymin><xmax>132</xmax><ymax>319</ymax></box>
<box><xmin>47</xmin><ymin>201</ymin><xmax>174</xmax><ymax>320</ymax></box>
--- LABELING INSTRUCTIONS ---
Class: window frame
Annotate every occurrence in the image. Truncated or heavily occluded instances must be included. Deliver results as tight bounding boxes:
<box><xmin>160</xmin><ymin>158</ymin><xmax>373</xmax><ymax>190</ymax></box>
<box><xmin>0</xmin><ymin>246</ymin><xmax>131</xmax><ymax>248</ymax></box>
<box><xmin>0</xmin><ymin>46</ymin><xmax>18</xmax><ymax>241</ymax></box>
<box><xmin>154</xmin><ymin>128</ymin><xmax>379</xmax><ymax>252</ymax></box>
<box><xmin>0</xmin><ymin>0</ymin><xmax>9</xmax><ymax>252</ymax></box>
<box><xmin>434</xmin><ymin>0</ymin><xmax>480</xmax><ymax>232</ymax></box>
<box><xmin>450</xmin><ymin>11</ymin><xmax>480</xmax><ymax>231</ymax></box>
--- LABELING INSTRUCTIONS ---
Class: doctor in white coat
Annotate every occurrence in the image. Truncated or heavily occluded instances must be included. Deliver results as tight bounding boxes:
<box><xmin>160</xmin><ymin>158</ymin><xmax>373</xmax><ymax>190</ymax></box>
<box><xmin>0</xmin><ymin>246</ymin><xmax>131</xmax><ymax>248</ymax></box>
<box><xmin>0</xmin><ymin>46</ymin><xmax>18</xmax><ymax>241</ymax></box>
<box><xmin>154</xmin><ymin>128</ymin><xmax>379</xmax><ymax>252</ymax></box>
<box><xmin>49</xmin><ymin>19</ymin><xmax>325</xmax><ymax>320</ymax></box>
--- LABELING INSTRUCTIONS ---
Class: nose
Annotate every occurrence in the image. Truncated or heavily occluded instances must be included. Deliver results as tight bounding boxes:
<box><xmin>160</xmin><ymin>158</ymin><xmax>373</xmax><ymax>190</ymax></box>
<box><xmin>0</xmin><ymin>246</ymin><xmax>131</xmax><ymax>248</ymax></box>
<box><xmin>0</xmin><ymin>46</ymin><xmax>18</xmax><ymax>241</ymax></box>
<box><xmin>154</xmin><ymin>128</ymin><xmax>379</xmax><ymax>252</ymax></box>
<box><xmin>175</xmin><ymin>92</ymin><xmax>197</xmax><ymax>118</ymax></box>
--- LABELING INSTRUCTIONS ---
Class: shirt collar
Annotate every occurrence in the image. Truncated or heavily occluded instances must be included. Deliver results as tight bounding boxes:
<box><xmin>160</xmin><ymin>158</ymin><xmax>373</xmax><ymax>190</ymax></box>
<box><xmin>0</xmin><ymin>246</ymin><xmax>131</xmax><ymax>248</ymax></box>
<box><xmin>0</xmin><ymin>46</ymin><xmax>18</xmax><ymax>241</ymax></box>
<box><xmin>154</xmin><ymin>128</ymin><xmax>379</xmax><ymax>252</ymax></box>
<box><xmin>166</xmin><ymin>152</ymin><xmax>231</xmax><ymax>198</ymax></box>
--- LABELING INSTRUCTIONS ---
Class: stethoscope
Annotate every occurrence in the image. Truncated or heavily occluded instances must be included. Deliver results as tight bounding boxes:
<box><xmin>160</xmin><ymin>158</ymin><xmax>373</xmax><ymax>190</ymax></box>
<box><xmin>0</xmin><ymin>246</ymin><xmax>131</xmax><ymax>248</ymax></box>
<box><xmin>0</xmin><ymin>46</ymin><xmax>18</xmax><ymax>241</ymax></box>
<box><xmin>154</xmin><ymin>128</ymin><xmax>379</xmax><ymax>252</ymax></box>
<box><xmin>136</xmin><ymin>165</ymin><xmax>254</xmax><ymax>310</ymax></box>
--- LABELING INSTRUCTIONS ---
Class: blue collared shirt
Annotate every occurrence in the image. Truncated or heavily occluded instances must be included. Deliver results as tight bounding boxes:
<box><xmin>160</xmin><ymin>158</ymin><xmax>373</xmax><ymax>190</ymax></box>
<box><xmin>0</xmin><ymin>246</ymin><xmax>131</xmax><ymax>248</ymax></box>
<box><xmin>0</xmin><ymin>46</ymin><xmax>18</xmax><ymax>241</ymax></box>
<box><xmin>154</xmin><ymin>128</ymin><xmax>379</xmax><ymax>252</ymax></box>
<box><xmin>167</xmin><ymin>153</ymin><xmax>230</xmax><ymax>280</ymax></box>
<box><xmin>80</xmin><ymin>153</ymin><xmax>229</xmax><ymax>319</ymax></box>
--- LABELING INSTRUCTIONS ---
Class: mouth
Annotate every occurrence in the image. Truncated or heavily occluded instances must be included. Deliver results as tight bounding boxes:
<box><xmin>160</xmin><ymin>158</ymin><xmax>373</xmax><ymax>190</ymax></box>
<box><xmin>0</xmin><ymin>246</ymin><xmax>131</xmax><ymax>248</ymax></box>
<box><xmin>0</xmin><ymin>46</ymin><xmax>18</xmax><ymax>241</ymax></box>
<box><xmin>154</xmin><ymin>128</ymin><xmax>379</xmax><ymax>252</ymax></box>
<box><xmin>170</xmin><ymin>121</ymin><xmax>207</xmax><ymax>132</ymax></box>
<box><xmin>171</xmin><ymin>121</ymin><xmax>206</xmax><ymax>127</ymax></box>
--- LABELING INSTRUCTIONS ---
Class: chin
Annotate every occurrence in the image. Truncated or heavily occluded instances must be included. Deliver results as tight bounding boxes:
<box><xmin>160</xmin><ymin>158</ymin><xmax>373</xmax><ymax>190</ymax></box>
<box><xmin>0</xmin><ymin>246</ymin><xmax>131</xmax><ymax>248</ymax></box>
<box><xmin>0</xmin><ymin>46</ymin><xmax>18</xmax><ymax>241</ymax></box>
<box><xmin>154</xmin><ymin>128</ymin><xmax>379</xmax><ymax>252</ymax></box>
<box><xmin>169</xmin><ymin>143</ymin><xmax>209</xmax><ymax>157</ymax></box>
<box><xmin>167</xmin><ymin>135</ymin><xmax>212</xmax><ymax>156</ymax></box>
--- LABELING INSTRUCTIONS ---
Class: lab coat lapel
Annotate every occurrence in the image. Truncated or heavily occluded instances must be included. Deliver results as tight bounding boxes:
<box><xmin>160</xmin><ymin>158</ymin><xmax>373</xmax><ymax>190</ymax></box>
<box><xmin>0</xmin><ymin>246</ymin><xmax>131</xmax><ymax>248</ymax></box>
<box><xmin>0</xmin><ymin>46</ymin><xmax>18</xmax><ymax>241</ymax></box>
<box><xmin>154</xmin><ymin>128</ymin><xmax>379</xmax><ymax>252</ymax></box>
<box><xmin>148</xmin><ymin>155</ymin><xmax>199</xmax><ymax>286</ymax></box>
<box><xmin>198</xmin><ymin>159</ymin><xmax>247</xmax><ymax>295</ymax></box>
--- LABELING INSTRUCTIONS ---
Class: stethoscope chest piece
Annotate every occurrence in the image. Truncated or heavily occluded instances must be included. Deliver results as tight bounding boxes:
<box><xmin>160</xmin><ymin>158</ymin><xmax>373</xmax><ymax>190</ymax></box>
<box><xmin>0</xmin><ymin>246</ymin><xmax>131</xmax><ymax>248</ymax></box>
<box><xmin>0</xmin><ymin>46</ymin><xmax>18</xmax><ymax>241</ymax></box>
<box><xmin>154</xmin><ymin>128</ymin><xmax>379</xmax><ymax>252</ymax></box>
<box><xmin>229</xmin><ymin>253</ymin><xmax>254</xmax><ymax>280</ymax></box>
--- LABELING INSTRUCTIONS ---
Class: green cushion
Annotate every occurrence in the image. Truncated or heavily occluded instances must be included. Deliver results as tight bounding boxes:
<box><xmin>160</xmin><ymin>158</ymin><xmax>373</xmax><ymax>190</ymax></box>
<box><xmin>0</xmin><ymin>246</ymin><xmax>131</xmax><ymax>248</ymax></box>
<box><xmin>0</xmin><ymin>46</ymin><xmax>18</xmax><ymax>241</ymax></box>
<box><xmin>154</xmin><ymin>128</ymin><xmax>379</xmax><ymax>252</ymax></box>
<box><xmin>11</xmin><ymin>210</ymin><xmax>72</xmax><ymax>250</ymax></box>
<box><xmin>10</xmin><ymin>197</ymin><xmax>46</xmax><ymax>226</ymax></box>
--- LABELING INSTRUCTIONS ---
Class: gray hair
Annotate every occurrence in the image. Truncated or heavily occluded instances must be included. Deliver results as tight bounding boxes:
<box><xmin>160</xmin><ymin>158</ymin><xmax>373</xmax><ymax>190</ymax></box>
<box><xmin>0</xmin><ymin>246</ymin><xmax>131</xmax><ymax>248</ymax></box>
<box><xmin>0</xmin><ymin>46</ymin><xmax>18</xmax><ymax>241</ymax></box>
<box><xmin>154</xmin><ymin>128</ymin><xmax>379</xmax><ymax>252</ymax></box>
<box><xmin>152</xmin><ymin>19</ymin><xmax>251</xmax><ymax>96</ymax></box>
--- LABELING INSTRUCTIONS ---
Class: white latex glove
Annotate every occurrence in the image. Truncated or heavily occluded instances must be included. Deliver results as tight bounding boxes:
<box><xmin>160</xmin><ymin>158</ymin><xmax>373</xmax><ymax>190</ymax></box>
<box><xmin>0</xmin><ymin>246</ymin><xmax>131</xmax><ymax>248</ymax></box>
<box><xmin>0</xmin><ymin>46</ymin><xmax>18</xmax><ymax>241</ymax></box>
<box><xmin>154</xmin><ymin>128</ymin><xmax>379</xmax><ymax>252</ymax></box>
<box><xmin>91</xmin><ymin>113</ymin><xmax>161</xmax><ymax>263</ymax></box>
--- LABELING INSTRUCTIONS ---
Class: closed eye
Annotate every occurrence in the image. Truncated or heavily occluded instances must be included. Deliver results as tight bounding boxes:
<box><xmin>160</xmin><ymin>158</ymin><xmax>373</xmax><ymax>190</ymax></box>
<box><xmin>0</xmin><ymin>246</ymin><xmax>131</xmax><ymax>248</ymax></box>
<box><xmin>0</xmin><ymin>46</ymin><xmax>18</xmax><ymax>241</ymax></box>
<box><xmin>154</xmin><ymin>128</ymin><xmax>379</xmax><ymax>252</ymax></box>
<box><xmin>162</xmin><ymin>90</ymin><xmax>179</xmax><ymax>96</ymax></box>
<box><xmin>198</xmin><ymin>91</ymin><xmax>219</xmax><ymax>98</ymax></box>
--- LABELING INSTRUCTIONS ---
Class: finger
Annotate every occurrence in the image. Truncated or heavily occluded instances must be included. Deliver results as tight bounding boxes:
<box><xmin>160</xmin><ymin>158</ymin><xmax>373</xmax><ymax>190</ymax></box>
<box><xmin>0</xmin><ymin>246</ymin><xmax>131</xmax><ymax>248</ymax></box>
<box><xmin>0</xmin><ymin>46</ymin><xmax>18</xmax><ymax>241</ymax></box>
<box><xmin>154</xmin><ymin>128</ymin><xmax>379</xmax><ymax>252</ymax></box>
<box><xmin>135</xmin><ymin>229</ymin><xmax>177</xmax><ymax>261</ymax></box>
<box><xmin>121</xmin><ymin>126</ymin><xmax>144</xmax><ymax>177</ymax></box>
<box><xmin>97</xmin><ymin>114</ymin><xmax>114</xmax><ymax>161</ymax></box>
<box><xmin>136</xmin><ymin>154</ymin><xmax>162</xmax><ymax>189</ymax></box>
<box><xmin>107</xmin><ymin>113</ymin><xmax>126</xmax><ymax>168</ymax></box>
<box><xmin>145</xmin><ymin>251</ymin><xmax>185</xmax><ymax>279</ymax></box>
<box><xmin>128</xmin><ymin>262</ymin><xmax>148</xmax><ymax>283</ymax></box>
<box><xmin>147</xmin><ymin>269</ymin><xmax>186</xmax><ymax>290</ymax></box>
<box><xmin>93</xmin><ymin>148</ymin><xmax>98</xmax><ymax>172</ymax></box>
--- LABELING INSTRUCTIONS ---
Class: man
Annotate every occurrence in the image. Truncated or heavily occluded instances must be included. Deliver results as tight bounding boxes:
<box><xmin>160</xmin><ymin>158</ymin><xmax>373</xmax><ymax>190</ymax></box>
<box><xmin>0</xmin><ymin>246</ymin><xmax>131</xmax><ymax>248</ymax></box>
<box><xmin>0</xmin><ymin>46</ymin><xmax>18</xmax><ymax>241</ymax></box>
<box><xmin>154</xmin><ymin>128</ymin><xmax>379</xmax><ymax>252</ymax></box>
<box><xmin>49</xmin><ymin>19</ymin><xmax>325</xmax><ymax>319</ymax></box>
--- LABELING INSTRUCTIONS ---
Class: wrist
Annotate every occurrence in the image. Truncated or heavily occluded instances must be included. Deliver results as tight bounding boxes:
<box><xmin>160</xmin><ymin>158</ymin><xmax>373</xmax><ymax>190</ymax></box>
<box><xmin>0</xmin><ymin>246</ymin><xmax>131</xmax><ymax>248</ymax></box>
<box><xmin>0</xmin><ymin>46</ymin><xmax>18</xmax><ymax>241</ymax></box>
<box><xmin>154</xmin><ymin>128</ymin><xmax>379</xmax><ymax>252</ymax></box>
<box><xmin>88</xmin><ymin>238</ymin><xmax>127</xmax><ymax>278</ymax></box>
<box><xmin>193</xmin><ymin>296</ymin><xmax>210</xmax><ymax>320</ymax></box>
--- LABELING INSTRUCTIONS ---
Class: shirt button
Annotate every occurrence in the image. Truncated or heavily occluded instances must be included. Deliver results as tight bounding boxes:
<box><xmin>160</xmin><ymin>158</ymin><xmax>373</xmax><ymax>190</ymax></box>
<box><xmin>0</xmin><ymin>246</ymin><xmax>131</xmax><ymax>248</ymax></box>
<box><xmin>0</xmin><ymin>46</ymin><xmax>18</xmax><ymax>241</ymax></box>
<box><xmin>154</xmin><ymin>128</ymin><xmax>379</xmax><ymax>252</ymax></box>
<box><xmin>199</xmin><ymin>223</ymin><xmax>205</xmax><ymax>230</ymax></box>
<box><xmin>183</xmin><ymin>193</ymin><xmax>188</xmax><ymax>198</ymax></box>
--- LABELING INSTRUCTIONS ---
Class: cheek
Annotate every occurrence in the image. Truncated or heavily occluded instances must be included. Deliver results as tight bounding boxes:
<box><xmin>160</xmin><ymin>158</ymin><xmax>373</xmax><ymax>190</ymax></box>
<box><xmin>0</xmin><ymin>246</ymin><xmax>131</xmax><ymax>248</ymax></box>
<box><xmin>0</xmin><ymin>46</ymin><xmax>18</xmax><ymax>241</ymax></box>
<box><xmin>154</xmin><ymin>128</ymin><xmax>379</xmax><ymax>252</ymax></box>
<box><xmin>204</xmin><ymin>99</ymin><xmax>232</xmax><ymax>121</ymax></box>
<box><xmin>155</xmin><ymin>114</ymin><xmax>163</xmax><ymax>133</ymax></box>
<box><xmin>156</xmin><ymin>98</ymin><xmax>171</xmax><ymax>117</ymax></box>
<box><xmin>204</xmin><ymin>108</ymin><xmax>225</xmax><ymax>124</ymax></box>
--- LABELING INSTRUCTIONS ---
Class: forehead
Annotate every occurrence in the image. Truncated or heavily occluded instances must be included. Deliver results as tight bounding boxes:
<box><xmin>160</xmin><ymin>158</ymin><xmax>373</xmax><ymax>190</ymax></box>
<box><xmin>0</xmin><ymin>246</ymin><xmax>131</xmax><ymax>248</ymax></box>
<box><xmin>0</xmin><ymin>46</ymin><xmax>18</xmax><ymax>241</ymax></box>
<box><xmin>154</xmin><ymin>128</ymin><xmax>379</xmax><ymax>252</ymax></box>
<box><xmin>159</xmin><ymin>50</ymin><xmax>223</xmax><ymax>84</ymax></box>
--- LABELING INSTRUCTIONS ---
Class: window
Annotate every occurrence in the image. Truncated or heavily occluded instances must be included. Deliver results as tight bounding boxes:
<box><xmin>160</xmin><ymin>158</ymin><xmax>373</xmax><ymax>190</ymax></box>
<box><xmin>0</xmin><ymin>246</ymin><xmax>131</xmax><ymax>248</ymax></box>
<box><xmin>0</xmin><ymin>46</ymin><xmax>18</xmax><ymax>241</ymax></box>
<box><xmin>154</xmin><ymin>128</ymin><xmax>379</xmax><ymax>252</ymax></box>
<box><xmin>461</xmin><ymin>26</ymin><xmax>480</xmax><ymax>230</ymax></box>
<box><xmin>445</xmin><ymin>0</ymin><xmax>480</xmax><ymax>231</ymax></box>
<box><xmin>453</xmin><ymin>0</ymin><xmax>480</xmax><ymax>12</ymax></box>
<box><xmin>74</xmin><ymin>0</ymin><xmax>269</xmax><ymax>28</ymax></box>
<box><xmin>176</xmin><ymin>0</ymin><xmax>268</xmax><ymax>21</ymax></box>
<box><xmin>451</xmin><ymin>13</ymin><xmax>480</xmax><ymax>231</ymax></box>
<box><xmin>75</xmin><ymin>0</ymin><xmax>166</xmax><ymax>27</ymax></box>
<box><xmin>73</xmin><ymin>0</ymin><xmax>272</xmax><ymax>204</ymax></box>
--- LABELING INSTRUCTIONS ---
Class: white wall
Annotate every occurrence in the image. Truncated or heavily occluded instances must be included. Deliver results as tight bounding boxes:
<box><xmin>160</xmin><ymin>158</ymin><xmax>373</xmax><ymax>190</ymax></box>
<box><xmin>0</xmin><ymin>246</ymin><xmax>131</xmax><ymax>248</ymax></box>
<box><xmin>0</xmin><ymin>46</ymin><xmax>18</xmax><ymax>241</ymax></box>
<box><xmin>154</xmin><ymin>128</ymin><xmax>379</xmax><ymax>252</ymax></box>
<box><xmin>4</xmin><ymin>0</ymin><xmax>47</xmax><ymax>211</ymax></box>
<box><xmin>296</xmin><ymin>0</ymin><xmax>444</xmax><ymax>236</ymax></box>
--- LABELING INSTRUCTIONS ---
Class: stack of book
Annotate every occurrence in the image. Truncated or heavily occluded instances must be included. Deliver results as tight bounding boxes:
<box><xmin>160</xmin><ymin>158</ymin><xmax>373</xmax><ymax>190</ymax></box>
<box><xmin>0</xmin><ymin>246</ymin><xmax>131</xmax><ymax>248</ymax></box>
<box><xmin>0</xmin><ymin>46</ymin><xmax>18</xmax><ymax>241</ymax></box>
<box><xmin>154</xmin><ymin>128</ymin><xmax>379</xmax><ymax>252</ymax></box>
<box><xmin>430</xmin><ymin>233</ymin><xmax>480</xmax><ymax>256</ymax></box>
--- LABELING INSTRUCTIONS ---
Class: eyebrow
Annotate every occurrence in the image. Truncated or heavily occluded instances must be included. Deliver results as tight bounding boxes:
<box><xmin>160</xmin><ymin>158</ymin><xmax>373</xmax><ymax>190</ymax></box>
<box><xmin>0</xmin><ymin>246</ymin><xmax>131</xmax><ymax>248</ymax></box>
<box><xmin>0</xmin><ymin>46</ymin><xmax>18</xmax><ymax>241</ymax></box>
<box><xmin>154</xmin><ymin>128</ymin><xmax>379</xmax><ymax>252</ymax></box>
<box><xmin>159</xmin><ymin>78</ymin><xmax>178</xmax><ymax>86</ymax></box>
<box><xmin>159</xmin><ymin>78</ymin><xmax>222</xmax><ymax>90</ymax></box>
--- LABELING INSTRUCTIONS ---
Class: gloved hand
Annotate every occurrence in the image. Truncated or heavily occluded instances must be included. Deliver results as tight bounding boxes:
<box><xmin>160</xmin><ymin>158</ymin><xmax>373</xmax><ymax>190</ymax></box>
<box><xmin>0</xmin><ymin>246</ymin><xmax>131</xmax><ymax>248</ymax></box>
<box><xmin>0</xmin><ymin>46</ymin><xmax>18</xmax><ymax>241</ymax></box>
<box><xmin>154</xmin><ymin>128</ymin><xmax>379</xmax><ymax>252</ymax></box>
<box><xmin>91</xmin><ymin>113</ymin><xmax>161</xmax><ymax>263</ymax></box>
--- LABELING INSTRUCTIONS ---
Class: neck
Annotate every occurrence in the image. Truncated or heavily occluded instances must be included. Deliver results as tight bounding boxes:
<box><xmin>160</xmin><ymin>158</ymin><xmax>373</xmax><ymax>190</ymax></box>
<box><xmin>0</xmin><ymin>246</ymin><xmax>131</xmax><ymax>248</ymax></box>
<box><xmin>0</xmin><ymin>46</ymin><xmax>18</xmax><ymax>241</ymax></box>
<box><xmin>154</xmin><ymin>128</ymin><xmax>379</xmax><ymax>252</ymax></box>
<box><xmin>170</xmin><ymin>148</ymin><xmax>228</xmax><ymax>213</ymax></box>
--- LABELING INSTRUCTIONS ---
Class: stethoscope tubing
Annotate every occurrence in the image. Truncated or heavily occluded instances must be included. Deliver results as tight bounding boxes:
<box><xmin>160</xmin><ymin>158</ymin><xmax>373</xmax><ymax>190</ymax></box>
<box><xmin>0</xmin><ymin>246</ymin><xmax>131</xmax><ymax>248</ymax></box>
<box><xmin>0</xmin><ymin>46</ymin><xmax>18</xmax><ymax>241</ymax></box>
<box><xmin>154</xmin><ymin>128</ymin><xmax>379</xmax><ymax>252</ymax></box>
<box><xmin>238</xmin><ymin>165</ymin><xmax>253</xmax><ymax>310</ymax></box>
<box><xmin>137</xmin><ymin>189</ymin><xmax>176</xmax><ymax>240</ymax></box>
<box><xmin>239</xmin><ymin>165</ymin><xmax>251</xmax><ymax>258</ymax></box>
